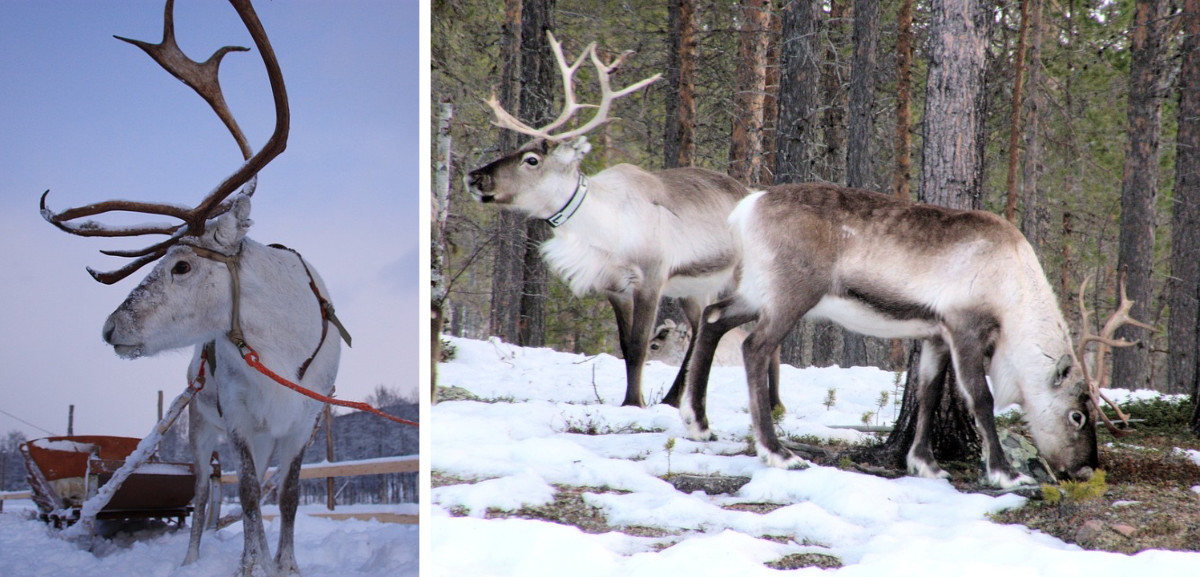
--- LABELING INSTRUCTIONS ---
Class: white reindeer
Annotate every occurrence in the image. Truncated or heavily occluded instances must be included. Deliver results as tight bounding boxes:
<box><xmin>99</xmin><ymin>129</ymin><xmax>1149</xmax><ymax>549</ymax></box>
<box><xmin>681</xmin><ymin>183</ymin><xmax>1126</xmax><ymax>488</ymax></box>
<box><xmin>467</xmin><ymin>32</ymin><xmax>771</xmax><ymax>409</ymax></box>
<box><xmin>41</xmin><ymin>2</ymin><xmax>343</xmax><ymax>574</ymax></box>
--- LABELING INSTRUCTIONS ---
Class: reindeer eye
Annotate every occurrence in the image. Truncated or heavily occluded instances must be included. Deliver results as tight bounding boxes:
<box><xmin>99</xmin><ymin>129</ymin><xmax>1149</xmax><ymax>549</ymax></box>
<box><xmin>171</xmin><ymin>261</ymin><xmax>192</xmax><ymax>275</ymax></box>
<box><xmin>522</xmin><ymin>153</ymin><xmax>541</xmax><ymax>167</ymax></box>
<box><xmin>1068</xmin><ymin>410</ymin><xmax>1087</xmax><ymax>430</ymax></box>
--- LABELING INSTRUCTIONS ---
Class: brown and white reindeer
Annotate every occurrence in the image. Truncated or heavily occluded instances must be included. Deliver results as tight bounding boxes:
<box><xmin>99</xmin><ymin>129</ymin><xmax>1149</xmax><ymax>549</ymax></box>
<box><xmin>467</xmin><ymin>32</ymin><xmax>770</xmax><ymax>409</ymax></box>
<box><xmin>680</xmin><ymin>183</ymin><xmax>1144</xmax><ymax>488</ymax></box>
<box><xmin>40</xmin><ymin>1</ymin><xmax>345</xmax><ymax>575</ymax></box>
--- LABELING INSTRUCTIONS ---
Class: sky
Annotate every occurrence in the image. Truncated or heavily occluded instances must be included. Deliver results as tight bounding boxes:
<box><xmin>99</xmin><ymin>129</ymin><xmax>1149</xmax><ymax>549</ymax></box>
<box><xmin>0</xmin><ymin>1</ymin><xmax>421</xmax><ymax>440</ymax></box>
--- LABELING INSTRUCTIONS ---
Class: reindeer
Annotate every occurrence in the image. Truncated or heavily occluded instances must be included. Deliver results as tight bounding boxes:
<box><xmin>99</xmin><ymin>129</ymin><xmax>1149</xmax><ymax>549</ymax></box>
<box><xmin>680</xmin><ymin>183</ymin><xmax>1145</xmax><ymax>489</ymax></box>
<box><xmin>40</xmin><ymin>1</ymin><xmax>345</xmax><ymax>575</ymax></box>
<box><xmin>648</xmin><ymin>319</ymin><xmax>746</xmax><ymax>367</ymax></box>
<box><xmin>467</xmin><ymin>32</ymin><xmax>768</xmax><ymax>409</ymax></box>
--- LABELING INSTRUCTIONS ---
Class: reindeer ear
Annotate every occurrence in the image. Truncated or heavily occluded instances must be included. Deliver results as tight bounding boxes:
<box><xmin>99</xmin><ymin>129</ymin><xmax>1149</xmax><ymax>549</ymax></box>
<box><xmin>1053</xmin><ymin>354</ymin><xmax>1073</xmax><ymax>386</ymax></box>
<box><xmin>571</xmin><ymin>136</ymin><xmax>592</xmax><ymax>156</ymax></box>
<box><xmin>201</xmin><ymin>193</ymin><xmax>253</xmax><ymax>251</ymax></box>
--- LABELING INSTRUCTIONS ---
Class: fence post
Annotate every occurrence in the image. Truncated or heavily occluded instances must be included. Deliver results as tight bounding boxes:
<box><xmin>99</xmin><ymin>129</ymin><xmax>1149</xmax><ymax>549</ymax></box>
<box><xmin>324</xmin><ymin>405</ymin><xmax>335</xmax><ymax>511</ymax></box>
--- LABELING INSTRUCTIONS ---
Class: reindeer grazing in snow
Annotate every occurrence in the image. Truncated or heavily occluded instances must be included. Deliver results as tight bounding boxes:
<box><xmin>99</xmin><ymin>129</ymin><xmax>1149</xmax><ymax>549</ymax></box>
<box><xmin>468</xmin><ymin>32</ymin><xmax>768</xmax><ymax>409</ymax></box>
<box><xmin>680</xmin><ymin>183</ymin><xmax>1146</xmax><ymax>488</ymax></box>
<box><xmin>648</xmin><ymin>319</ymin><xmax>746</xmax><ymax>367</ymax></box>
<box><xmin>41</xmin><ymin>1</ymin><xmax>345</xmax><ymax>574</ymax></box>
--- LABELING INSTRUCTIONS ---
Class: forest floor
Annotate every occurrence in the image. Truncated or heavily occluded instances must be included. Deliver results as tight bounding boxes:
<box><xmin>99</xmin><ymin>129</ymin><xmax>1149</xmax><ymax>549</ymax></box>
<box><xmin>435</xmin><ymin>416</ymin><xmax>1200</xmax><ymax>560</ymax></box>
<box><xmin>989</xmin><ymin>425</ymin><xmax>1200</xmax><ymax>554</ymax></box>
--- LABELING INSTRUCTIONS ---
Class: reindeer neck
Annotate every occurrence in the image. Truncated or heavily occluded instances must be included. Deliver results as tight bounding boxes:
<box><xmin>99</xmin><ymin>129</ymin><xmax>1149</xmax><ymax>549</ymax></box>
<box><xmin>212</xmin><ymin>239</ymin><xmax>327</xmax><ymax>375</ymax></box>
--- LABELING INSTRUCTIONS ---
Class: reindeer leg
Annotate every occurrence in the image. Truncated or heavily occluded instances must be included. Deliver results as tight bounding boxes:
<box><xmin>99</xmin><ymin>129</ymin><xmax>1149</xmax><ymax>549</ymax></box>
<box><xmin>768</xmin><ymin>345</ymin><xmax>784</xmax><ymax>413</ymax></box>
<box><xmin>619</xmin><ymin>287</ymin><xmax>662</xmax><ymax>408</ymax></box>
<box><xmin>945</xmin><ymin>323</ymin><xmax>1033</xmax><ymax>489</ymax></box>
<box><xmin>606</xmin><ymin>293</ymin><xmax>643</xmax><ymax>407</ymax></box>
<box><xmin>184</xmin><ymin>406</ymin><xmax>218</xmax><ymax>566</ymax></box>
<box><xmin>231</xmin><ymin>433</ymin><xmax>274</xmax><ymax>577</ymax></box>
<box><xmin>273</xmin><ymin>452</ymin><xmax>304</xmax><ymax>575</ymax></box>
<box><xmin>743</xmin><ymin>311</ymin><xmax>808</xmax><ymax>469</ymax></box>
<box><xmin>907</xmin><ymin>339</ymin><xmax>952</xmax><ymax>480</ymax></box>
<box><xmin>680</xmin><ymin>298</ymin><xmax>756</xmax><ymax>441</ymax></box>
<box><xmin>662</xmin><ymin>298</ymin><xmax>704</xmax><ymax>407</ymax></box>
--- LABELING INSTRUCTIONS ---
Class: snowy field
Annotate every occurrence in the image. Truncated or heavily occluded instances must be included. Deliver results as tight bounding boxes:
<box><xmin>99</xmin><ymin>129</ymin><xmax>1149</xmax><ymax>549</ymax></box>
<box><xmin>0</xmin><ymin>499</ymin><xmax>417</xmax><ymax>576</ymax></box>
<box><xmin>432</xmin><ymin>336</ymin><xmax>1200</xmax><ymax>576</ymax></box>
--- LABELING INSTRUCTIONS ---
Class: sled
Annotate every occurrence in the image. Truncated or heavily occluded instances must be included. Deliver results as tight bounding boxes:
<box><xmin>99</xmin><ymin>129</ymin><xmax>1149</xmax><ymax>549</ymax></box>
<box><xmin>19</xmin><ymin>435</ymin><xmax>196</xmax><ymax>529</ymax></box>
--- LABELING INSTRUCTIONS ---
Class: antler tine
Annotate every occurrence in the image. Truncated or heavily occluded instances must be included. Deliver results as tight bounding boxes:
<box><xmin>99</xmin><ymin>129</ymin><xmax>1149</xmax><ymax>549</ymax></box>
<box><xmin>483</xmin><ymin>33</ymin><xmax>595</xmax><ymax>141</ymax></box>
<box><xmin>547</xmin><ymin>43</ymin><xmax>662</xmax><ymax>142</ymax></box>
<box><xmin>534</xmin><ymin>32</ymin><xmax>596</xmax><ymax>136</ymax></box>
<box><xmin>1076</xmin><ymin>273</ymin><xmax>1154</xmax><ymax>436</ymax></box>
<box><xmin>115</xmin><ymin>0</ymin><xmax>253</xmax><ymax>161</ymax></box>
<box><xmin>43</xmin><ymin>0</ymin><xmax>289</xmax><ymax>285</ymax></box>
<box><xmin>484</xmin><ymin>31</ymin><xmax>661</xmax><ymax>143</ymax></box>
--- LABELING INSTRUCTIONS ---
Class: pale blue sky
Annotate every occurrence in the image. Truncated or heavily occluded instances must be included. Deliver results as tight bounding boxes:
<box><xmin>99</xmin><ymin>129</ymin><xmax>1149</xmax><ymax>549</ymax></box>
<box><xmin>0</xmin><ymin>1</ymin><xmax>421</xmax><ymax>439</ymax></box>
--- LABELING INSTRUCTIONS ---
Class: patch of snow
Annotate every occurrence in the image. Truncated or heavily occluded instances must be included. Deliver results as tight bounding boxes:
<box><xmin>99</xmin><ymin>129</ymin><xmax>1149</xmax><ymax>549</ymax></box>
<box><xmin>433</xmin><ymin>336</ymin><xmax>1200</xmax><ymax>576</ymax></box>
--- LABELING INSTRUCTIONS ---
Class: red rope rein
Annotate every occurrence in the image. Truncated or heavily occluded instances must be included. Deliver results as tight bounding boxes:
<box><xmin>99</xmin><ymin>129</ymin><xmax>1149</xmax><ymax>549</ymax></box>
<box><xmin>241</xmin><ymin>346</ymin><xmax>419</xmax><ymax>428</ymax></box>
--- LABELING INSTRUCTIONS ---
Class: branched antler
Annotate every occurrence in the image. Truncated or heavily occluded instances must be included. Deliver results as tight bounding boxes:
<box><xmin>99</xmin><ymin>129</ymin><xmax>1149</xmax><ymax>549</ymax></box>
<box><xmin>485</xmin><ymin>31</ymin><xmax>661</xmax><ymax>143</ymax></box>
<box><xmin>41</xmin><ymin>0</ymin><xmax>289</xmax><ymax>284</ymax></box>
<box><xmin>1076</xmin><ymin>273</ymin><xmax>1155</xmax><ymax>436</ymax></box>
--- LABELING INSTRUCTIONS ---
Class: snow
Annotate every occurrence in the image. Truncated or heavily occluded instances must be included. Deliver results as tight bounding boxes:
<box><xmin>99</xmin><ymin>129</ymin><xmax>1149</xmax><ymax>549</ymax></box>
<box><xmin>0</xmin><ymin>500</ymin><xmax>417</xmax><ymax>577</ymax></box>
<box><xmin>0</xmin><ymin>455</ymin><xmax>418</xmax><ymax>575</ymax></box>
<box><xmin>432</xmin><ymin>336</ymin><xmax>1200</xmax><ymax>576</ymax></box>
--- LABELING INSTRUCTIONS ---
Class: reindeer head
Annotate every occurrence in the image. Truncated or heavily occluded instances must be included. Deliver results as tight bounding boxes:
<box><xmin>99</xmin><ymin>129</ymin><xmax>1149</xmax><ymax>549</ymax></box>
<box><xmin>104</xmin><ymin>196</ymin><xmax>253</xmax><ymax>359</ymax></box>
<box><xmin>39</xmin><ymin>0</ymin><xmax>288</xmax><ymax>355</ymax></box>
<box><xmin>1018</xmin><ymin>351</ymin><xmax>1099</xmax><ymax>482</ymax></box>
<box><xmin>466</xmin><ymin>32</ymin><xmax>658</xmax><ymax>221</ymax></box>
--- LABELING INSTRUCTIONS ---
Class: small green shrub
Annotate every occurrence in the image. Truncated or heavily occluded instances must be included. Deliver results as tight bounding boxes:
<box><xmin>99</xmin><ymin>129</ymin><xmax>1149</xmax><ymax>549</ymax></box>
<box><xmin>1041</xmin><ymin>469</ymin><xmax>1108</xmax><ymax>505</ymax></box>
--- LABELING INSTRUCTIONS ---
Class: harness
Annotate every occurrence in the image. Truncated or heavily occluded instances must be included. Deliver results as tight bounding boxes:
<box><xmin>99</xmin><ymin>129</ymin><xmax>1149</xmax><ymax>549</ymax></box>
<box><xmin>188</xmin><ymin>243</ymin><xmax>418</xmax><ymax>428</ymax></box>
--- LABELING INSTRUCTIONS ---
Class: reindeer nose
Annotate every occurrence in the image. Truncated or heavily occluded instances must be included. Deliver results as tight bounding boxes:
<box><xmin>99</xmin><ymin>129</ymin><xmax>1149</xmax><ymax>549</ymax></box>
<box><xmin>468</xmin><ymin>171</ymin><xmax>493</xmax><ymax>195</ymax></box>
<box><xmin>102</xmin><ymin>317</ymin><xmax>116</xmax><ymax>344</ymax></box>
<box><xmin>1072</xmin><ymin>466</ymin><xmax>1094</xmax><ymax>481</ymax></box>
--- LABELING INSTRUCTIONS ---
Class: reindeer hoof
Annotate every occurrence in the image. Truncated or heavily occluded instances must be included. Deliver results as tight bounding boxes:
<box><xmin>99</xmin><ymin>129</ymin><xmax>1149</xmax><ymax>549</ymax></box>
<box><xmin>986</xmin><ymin>469</ymin><xmax>1036</xmax><ymax>490</ymax></box>
<box><xmin>906</xmin><ymin>457</ymin><xmax>951</xmax><ymax>481</ymax></box>
<box><xmin>757</xmin><ymin>444</ymin><xmax>810</xmax><ymax>470</ymax></box>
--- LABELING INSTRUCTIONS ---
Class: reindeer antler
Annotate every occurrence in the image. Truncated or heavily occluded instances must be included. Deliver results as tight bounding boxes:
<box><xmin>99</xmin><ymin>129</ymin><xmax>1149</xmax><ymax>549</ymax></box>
<box><xmin>1076</xmin><ymin>273</ymin><xmax>1155</xmax><ymax>436</ymax></box>
<box><xmin>41</xmin><ymin>0</ymin><xmax>289</xmax><ymax>284</ymax></box>
<box><xmin>485</xmin><ymin>31</ymin><xmax>661</xmax><ymax>143</ymax></box>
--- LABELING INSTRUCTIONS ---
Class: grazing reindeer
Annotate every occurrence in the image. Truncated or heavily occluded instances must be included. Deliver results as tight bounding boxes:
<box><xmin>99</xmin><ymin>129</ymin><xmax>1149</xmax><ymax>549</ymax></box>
<box><xmin>41</xmin><ymin>1</ymin><xmax>345</xmax><ymax>575</ymax></box>
<box><xmin>648</xmin><ymin>319</ymin><xmax>746</xmax><ymax>367</ymax></box>
<box><xmin>467</xmin><ymin>32</ymin><xmax>761</xmax><ymax>408</ymax></box>
<box><xmin>681</xmin><ymin>183</ymin><xmax>1129</xmax><ymax>488</ymax></box>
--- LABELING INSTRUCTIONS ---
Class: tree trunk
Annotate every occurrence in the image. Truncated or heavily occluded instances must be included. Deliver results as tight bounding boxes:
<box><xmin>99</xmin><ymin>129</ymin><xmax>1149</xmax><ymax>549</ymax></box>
<box><xmin>811</xmin><ymin>0</ymin><xmax>848</xmax><ymax>368</ymax></box>
<box><xmin>842</xmin><ymin>0</ymin><xmax>880</xmax><ymax>368</ymax></box>
<box><xmin>871</xmin><ymin>0</ymin><xmax>993</xmax><ymax>469</ymax></box>
<box><xmin>1113</xmin><ymin>0</ymin><xmax>1167</xmax><ymax>391</ymax></box>
<box><xmin>489</xmin><ymin>0</ymin><xmax>525</xmax><ymax>344</ymax></box>
<box><xmin>1170</xmin><ymin>0</ymin><xmax>1200</xmax><ymax>422</ymax></box>
<box><xmin>432</xmin><ymin>100</ymin><xmax>454</xmax><ymax>403</ymax></box>
<box><xmin>729</xmin><ymin>0</ymin><xmax>772</xmax><ymax>185</ymax></box>
<box><xmin>1004</xmin><ymin>0</ymin><xmax>1031</xmax><ymax>225</ymax></box>
<box><xmin>1019</xmin><ymin>0</ymin><xmax>1045</xmax><ymax>255</ymax></box>
<box><xmin>516</xmin><ymin>0</ymin><xmax>557</xmax><ymax>347</ymax></box>
<box><xmin>774</xmin><ymin>0</ymin><xmax>822</xmax><ymax>367</ymax></box>
<box><xmin>664</xmin><ymin>0</ymin><xmax>698</xmax><ymax>170</ymax></box>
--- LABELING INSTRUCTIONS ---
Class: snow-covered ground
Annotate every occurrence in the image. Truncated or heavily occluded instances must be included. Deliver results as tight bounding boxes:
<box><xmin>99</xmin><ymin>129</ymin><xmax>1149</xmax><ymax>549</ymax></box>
<box><xmin>432</xmin><ymin>336</ymin><xmax>1200</xmax><ymax>576</ymax></box>
<box><xmin>0</xmin><ymin>497</ymin><xmax>417</xmax><ymax>576</ymax></box>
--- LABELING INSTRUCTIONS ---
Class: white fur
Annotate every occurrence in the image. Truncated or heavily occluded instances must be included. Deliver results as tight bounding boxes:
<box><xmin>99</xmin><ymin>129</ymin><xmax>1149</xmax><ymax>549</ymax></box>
<box><xmin>104</xmin><ymin>195</ymin><xmax>340</xmax><ymax>576</ymax></box>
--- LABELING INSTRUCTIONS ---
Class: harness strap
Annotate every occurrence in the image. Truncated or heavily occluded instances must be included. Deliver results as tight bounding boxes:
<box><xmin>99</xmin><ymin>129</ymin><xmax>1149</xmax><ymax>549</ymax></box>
<box><xmin>242</xmin><ymin>344</ymin><xmax>418</xmax><ymax>427</ymax></box>
<box><xmin>269</xmin><ymin>243</ymin><xmax>353</xmax><ymax>379</ymax></box>
<box><xmin>187</xmin><ymin>243</ymin><xmax>411</xmax><ymax>427</ymax></box>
